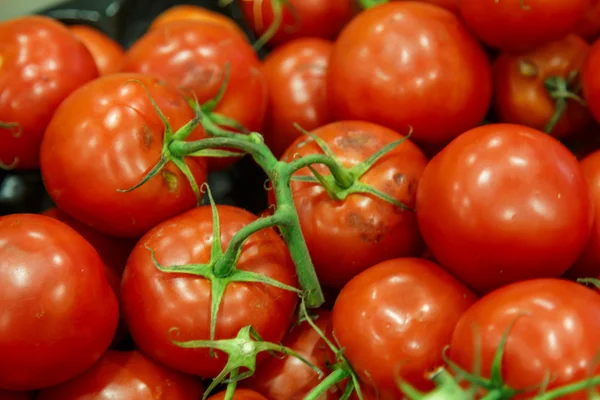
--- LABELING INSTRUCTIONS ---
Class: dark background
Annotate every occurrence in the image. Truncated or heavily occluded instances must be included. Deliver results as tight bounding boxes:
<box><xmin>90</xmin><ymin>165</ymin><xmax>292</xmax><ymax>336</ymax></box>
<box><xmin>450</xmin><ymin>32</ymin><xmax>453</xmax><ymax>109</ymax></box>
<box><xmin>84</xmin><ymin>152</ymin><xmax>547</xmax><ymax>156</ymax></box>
<box><xmin>0</xmin><ymin>0</ymin><xmax>270</xmax><ymax>217</ymax></box>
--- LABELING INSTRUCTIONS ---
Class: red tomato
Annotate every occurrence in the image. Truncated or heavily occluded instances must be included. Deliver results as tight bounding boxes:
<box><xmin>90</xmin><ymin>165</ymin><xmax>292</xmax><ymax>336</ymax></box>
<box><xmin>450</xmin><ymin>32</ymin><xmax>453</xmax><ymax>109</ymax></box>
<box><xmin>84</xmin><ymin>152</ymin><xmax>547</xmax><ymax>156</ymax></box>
<box><xmin>41</xmin><ymin>207</ymin><xmax>134</xmax><ymax>346</ymax></box>
<box><xmin>583</xmin><ymin>39</ymin><xmax>600</xmax><ymax>125</ymax></box>
<box><xmin>36</xmin><ymin>350</ymin><xmax>204</xmax><ymax>400</ymax></box>
<box><xmin>576</xmin><ymin>0</ymin><xmax>600</xmax><ymax>42</ymax></box>
<box><xmin>416</xmin><ymin>123</ymin><xmax>594</xmax><ymax>294</ymax></box>
<box><xmin>0</xmin><ymin>390</ymin><xmax>33</xmax><ymax>400</ymax></box>
<box><xmin>261</xmin><ymin>38</ymin><xmax>333</xmax><ymax>158</ymax></box>
<box><xmin>332</xmin><ymin>258</ymin><xmax>476</xmax><ymax>398</ymax></box>
<box><xmin>40</xmin><ymin>73</ymin><xmax>207</xmax><ymax>238</ymax></box>
<box><xmin>0</xmin><ymin>214</ymin><xmax>119</xmax><ymax>391</ymax></box>
<box><xmin>120</xmin><ymin>205</ymin><xmax>298</xmax><ymax>377</ymax></box>
<box><xmin>275</xmin><ymin>121</ymin><xmax>428</xmax><ymax>289</ymax></box>
<box><xmin>0</xmin><ymin>16</ymin><xmax>98</xmax><ymax>170</ymax></box>
<box><xmin>240</xmin><ymin>0</ymin><xmax>355</xmax><ymax>47</ymax></box>
<box><xmin>149</xmin><ymin>5</ymin><xmax>245</xmax><ymax>36</ymax></box>
<box><xmin>450</xmin><ymin>279</ymin><xmax>600</xmax><ymax>399</ymax></box>
<box><xmin>493</xmin><ymin>35</ymin><xmax>591</xmax><ymax>139</ymax></box>
<box><xmin>207</xmin><ymin>389</ymin><xmax>267</xmax><ymax>400</ymax></box>
<box><xmin>460</xmin><ymin>0</ymin><xmax>588</xmax><ymax>51</ymax></box>
<box><xmin>327</xmin><ymin>2</ymin><xmax>492</xmax><ymax>147</ymax></box>
<box><xmin>121</xmin><ymin>20</ymin><xmax>267</xmax><ymax>171</ymax></box>
<box><xmin>567</xmin><ymin>150</ymin><xmax>600</xmax><ymax>279</ymax></box>
<box><xmin>243</xmin><ymin>310</ymin><xmax>340</xmax><ymax>399</ymax></box>
<box><xmin>69</xmin><ymin>25</ymin><xmax>124</xmax><ymax>75</ymax></box>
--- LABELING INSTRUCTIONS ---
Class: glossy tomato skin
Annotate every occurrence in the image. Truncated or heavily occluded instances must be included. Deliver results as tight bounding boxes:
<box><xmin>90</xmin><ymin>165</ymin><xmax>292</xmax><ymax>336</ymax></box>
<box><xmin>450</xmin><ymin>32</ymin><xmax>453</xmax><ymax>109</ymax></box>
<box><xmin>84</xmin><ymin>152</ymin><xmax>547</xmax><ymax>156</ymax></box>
<box><xmin>0</xmin><ymin>16</ymin><xmax>98</xmax><ymax>170</ymax></box>
<box><xmin>69</xmin><ymin>25</ymin><xmax>125</xmax><ymax>75</ymax></box>
<box><xmin>40</xmin><ymin>73</ymin><xmax>207</xmax><ymax>238</ymax></box>
<box><xmin>450</xmin><ymin>279</ymin><xmax>600</xmax><ymax>399</ymax></box>
<box><xmin>414</xmin><ymin>0</ymin><xmax>459</xmax><ymax>13</ymax></box>
<box><xmin>243</xmin><ymin>310</ymin><xmax>340</xmax><ymax>400</ymax></box>
<box><xmin>493</xmin><ymin>35</ymin><xmax>591</xmax><ymax>139</ymax></box>
<box><xmin>275</xmin><ymin>121</ymin><xmax>428</xmax><ymax>289</ymax></box>
<box><xmin>41</xmin><ymin>207</ymin><xmax>134</xmax><ymax>346</ymax></box>
<box><xmin>120</xmin><ymin>205</ymin><xmax>298</xmax><ymax>378</ymax></box>
<box><xmin>240</xmin><ymin>0</ymin><xmax>355</xmax><ymax>47</ymax></box>
<box><xmin>327</xmin><ymin>2</ymin><xmax>492</xmax><ymax>147</ymax></box>
<box><xmin>0</xmin><ymin>214</ymin><xmax>119</xmax><ymax>391</ymax></box>
<box><xmin>416</xmin><ymin>123</ymin><xmax>594</xmax><ymax>294</ymax></box>
<box><xmin>121</xmin><ymin>20</ymin><xmax>267</xmax><ymax>170</ymax></box>
<box><xmin>332</xmin><ymin>258</ymin><xmax>476</xmax><ymax>398</ymax></box>
<box><xmin>567</xmin><ymin>150</ymin><xmax>600</xmax><ymax>278</ymax></box>
<box><xmin>208</xmin><ymin>389</ymin><xmax>267</xmax><ymax>400</ymax></box>
<box><xmin>261</xmin><ymin>38</ymin><xmax>333</xmax><ymax>158</ymax></box>
<box><xmin>583</xmin><ymin>39</ymin><xmax>600</xmax><ymax>125</ymax></box>
<box><xmin>576</xmin><ymin>0</ymin><xmax>600</xmax><ymax>42</ymax></box>
<box><xmin>460</xmin><ymin>0</ymin><xmax>588</xmax><ymax>51</ymax></box>
<box><xmin>36</xmin><ymin>350</ymin><xmax>203</xmax><ymax>400</ymax></box>
<box><xmin>149</xmin><ymin>5</ymin><xmax>245</xmax><ymax>36</ymax></box>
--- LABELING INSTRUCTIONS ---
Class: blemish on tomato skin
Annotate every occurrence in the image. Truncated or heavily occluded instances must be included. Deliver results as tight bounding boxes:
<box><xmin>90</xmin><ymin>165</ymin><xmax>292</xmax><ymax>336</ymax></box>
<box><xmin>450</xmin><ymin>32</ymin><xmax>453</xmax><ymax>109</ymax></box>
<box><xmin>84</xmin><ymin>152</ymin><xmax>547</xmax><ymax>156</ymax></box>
<box><xmin>141</xmin><ymin>125</ymin><xmax>153</xmax><ymax>148</ymax></box>
<box><xmin>161</xmin><ymin>169</ymin><xmax>179</xmax><ymax>193</ymax></box>
<box><xmin>347</xmin><ymin>212</ymin><xmax>384</xmax><ymax>244</ymax></box>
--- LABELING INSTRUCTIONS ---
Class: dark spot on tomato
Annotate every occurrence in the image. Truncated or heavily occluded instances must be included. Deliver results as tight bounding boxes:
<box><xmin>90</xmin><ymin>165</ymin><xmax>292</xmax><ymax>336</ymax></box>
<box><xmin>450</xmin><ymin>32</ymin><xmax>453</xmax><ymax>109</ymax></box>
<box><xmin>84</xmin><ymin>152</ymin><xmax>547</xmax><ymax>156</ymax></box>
<box><xmin>161</xmin><ymin>170</ymin><xmax>179</xmax><ymax>193</ymax></box>
<box><xmin>394</xmin><ymin>173</ymin><xmax>406</xmax><ymax>185</ymax></box>
<box><xmin>141</xmin><ymin>125</ymin><xmax>153</xmax><ymax>148</ymax></box>
<box><xmin>335</xmin><ymin>130</ymin><xmax>371</xmax><ymax>150</ymax></box>
<box><xmin>347</xmin><ymin>213</ymin><xmax>384</xmax><ymax>244</ymax></box>
<box><xmin>183</xmin><ymin>64</ymin><xmax>219</xmax><ymax>89</ymax></box>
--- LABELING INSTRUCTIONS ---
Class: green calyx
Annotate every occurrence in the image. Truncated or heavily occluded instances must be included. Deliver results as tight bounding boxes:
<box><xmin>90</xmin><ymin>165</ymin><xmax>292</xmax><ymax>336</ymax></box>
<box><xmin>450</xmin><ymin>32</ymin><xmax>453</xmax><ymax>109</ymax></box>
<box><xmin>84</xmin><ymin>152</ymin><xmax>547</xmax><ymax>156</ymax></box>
<box><xmin>543</xmin><ymin>71</ymin><xmax>587</xmax><ymax>135</ymax></box>
<box><xmin>577</xmin><ymin>278</ymin><xmax>600</xmax><ymax>291</ymax></box>
<box><xmin>146</xmin><ymin>184</ymin><xmax>301</xmax><ymax>361</ymax></box>
<box><xmin>289</xmin><ymin>124</ymin><xmax>414</xmax><ymax>211</ymax></box>
<box><xmin>116</xmin><ymin>80</ymin><xmax>239</xmax><ymax>204</ymax></box>
<box><xmin>170</xmin><ymin>324</ymin><xmax>323</xmax><ymax>400</ymax></box>
<box><xmin>300</xmin><ymin>299</ymin><xmax>365</xmax><ymax>400</ymax></box>
<box><xmin>358</xmin><ymin>0</ymin><xmax>389</xmax><ymax>9</ymax></box>
<box><xmin>249</xmin><ymin>0</ymin><xmax>299</xmax><ymax>51</ymax></box>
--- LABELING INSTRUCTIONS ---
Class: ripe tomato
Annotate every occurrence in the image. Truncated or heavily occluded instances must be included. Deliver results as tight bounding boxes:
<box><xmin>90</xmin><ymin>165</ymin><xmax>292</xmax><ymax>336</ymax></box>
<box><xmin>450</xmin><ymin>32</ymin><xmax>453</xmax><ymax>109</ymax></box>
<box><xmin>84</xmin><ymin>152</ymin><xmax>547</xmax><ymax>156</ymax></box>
<box><xmin>41</xmin><ymin>207</ymin><xmax>134</xmax><ymax>346</ymax></box>
<box><xmin>240</xmin><ymin>0</ymin><xmax>354</xmax><ymax>47</ymax></box>
<box><xmin>416</xmin><ymin>123</ymin><xmax>594</xmax><ymax>294</ymax></box>
<box><xmin>121</xmin><ymin>20</ymin><xmax>267</xmax><ymax>170</ymax></box>
<box><xmin>327</xmin><ymin>2</ymin><xmax>492</xmax><ymax>147</ymax></box>
<box><xmin>275</xmin><ymin>121</ymin><xmax>428</xmax><ymax>289</ymax></box>
<box><xmin>576</xmin><ymin>0</ymin><xmax>600</xmax><ymax>42</ymax></box>
<box><xmin>460</xmin><ymin>0</ymin><xmax>588</xmax><ymax>51</ymax></box>
<box><xmin>0</xmin><ymin>16</ymin><xmax>98</xmax><ymax>170</ymax></box>
<box><xmin>149</xmin><ymin>5</ymin><xmax>245</xmax><ymax>36</ymax></box>
<box><xmin>567</xmin><ymin>150</ymin><xmax>600</xmax><ymax>279</ymax></box>
<box><xmin>582</xmin><ymin>39</ymin><xmax>600</xmax><ymax>124</ymax></box>
<box><xmin>36</xmin><ymin>350</ymin><xmax>204</xmax><ymax>400</ymax></box>
<box><xmin>120</xmin><ymin>205</ymin><xmax>298</xmax><ymax>377</ymax></box>
<box><xmin>261</xmin><ymin>38</ymin><xmax>332</xmax><ymax>158</ymax></box>
<box><xmin>450</xmin><ymin>279</ymin><xmax>600</xmax><ymax>399</ymax></box>
<box><xmin>40</xmin><ymin>73</ymin><xmax>207</xmax><ymax>238</ymax></box>
<box><xmin>331</xmin><ymin>258</ymin><xmax>476</xmax><ymax>398</ymax></box>
<box><xmin>208</xmin><ymin>389</ymin><xmax>267</xmax><ymax>400</ymax></box>
<box><xmin>493</xmin><ymin>35</ymin><xmax>591</xmax><ymax>139</ymax></box>
<box><xmin>69</xmin><ymin>25</ymin><xmax>124</xmax><ymax>75</ymax></box>
<box><xmin>0</xmin><ymin>214</ymin><xmax>119</xmax><ymax>391</ymax></box>
<box><xmin>243</xmin><ymin>310</ymin><xmax>339</xmax><ymax>399</ymax></box>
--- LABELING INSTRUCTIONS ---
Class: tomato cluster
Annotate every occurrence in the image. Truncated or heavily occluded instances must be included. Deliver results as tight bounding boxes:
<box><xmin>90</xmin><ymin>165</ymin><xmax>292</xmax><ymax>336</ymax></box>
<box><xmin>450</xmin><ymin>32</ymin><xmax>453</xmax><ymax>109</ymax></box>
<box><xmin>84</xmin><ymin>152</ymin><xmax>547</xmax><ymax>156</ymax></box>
<box><xmin>4</xmin><ymin>0</ymin><xmax>600</xmax><ymax>399</ymax></box>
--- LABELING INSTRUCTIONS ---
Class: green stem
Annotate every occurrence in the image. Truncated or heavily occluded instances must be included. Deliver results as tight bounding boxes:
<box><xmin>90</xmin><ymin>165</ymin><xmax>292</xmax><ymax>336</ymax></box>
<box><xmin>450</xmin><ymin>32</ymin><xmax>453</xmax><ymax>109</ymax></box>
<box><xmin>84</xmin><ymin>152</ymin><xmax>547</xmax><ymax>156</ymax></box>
<box><xmin>170</xmin><ymin>137</ymin><xmax>325</xmax><ymax>308</ymax></box>
<box><xmin>288</xmin><ymin>153</ymin><xmax>354</xmax><ymax>188</ymax></box>
<box><xmin>534</xmin><ymin>376</ymin><xmax>600</xmax><ymax>400</ymax></box>
<box><xmin>213</xmin><ymin>214</ymin><xmax>285</xmax><ymax>278</ymax></box>
<box><xmin>223</xmin><ymin>368</ymin><xmax>239</xmax><ymax>400</ymax></box>
<box><xmin>358</xmin><ymin>0</ymin><xmax>388</xmax><ymax>8</ymax></box>
<box><xmin>304</xmin><ymin>368</ymin><xmax>350</xmax><ymax>400</ymax></box>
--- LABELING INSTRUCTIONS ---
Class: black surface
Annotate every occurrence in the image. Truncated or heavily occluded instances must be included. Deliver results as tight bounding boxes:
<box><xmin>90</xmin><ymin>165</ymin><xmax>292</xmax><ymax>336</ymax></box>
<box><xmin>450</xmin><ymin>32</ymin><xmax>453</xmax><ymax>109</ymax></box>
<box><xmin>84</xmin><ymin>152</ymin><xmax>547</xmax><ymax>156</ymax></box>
<box><xmin>1</xmin><ymin>0</ymin><xmax>270</xmax><ymax>217</ymax></box>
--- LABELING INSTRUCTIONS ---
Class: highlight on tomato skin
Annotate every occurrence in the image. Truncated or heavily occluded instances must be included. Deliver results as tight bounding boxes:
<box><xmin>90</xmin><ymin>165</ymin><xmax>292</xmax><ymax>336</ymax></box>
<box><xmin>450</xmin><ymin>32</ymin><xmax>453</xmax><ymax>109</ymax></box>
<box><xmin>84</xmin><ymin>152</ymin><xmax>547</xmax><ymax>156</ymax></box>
<box><xmin>330</xmin><ymin>258</ymin><xmax>477</xmax><ymax>399</ymax></box>
<box><xmin>0</xmin><ymin>16</ymin><xmax>99</xmax><ymax>170</ymax></box>
<box><xmin>36</xmin><ymin>350</ymin><xmax>204</xmax><ymax>400</ymax></box>
<box><xmin>449</xmin><ymin>279</ymin><xmax>600</xmax><ymax>399</ymax></box>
